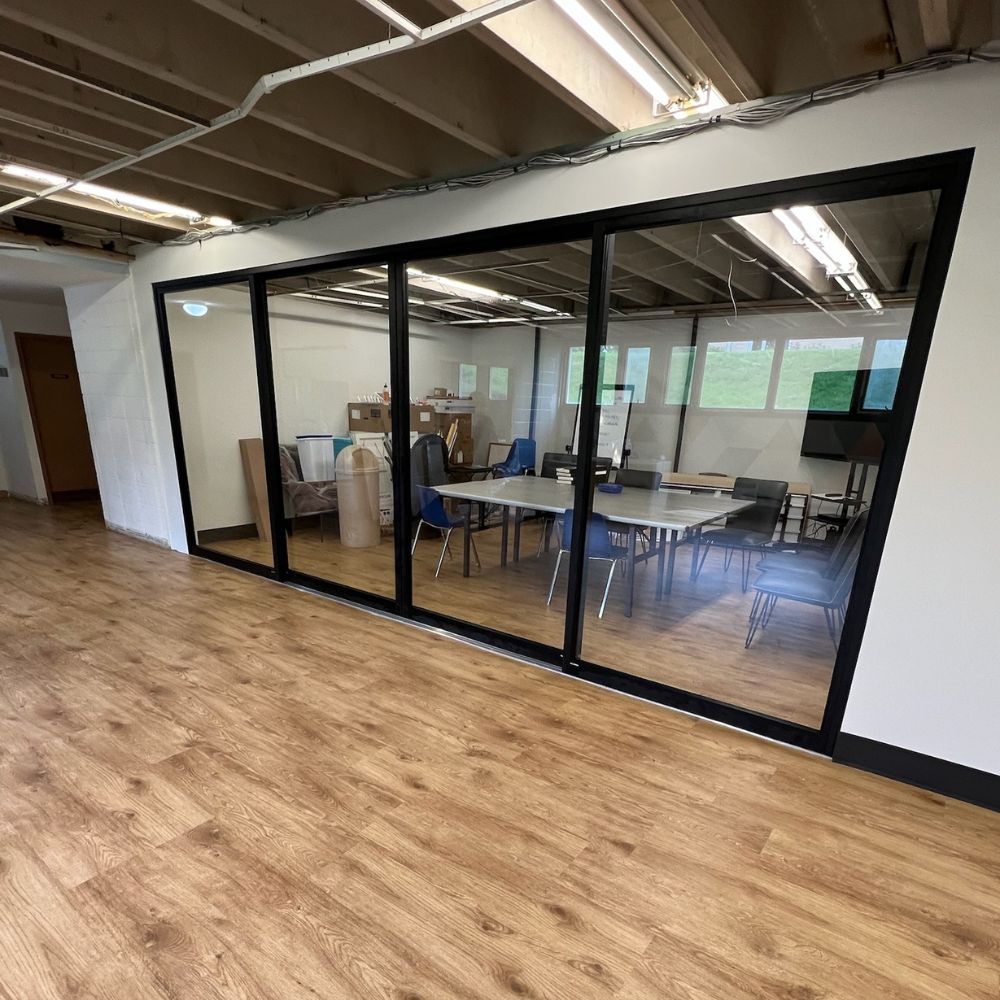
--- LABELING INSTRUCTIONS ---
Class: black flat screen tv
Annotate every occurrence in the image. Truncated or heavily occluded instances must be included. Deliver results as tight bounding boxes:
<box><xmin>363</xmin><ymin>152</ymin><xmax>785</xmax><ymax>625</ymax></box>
<box><xmin>800</xmin><ymin>368</ymin><xmax>898</xmax><ymax>463</ymax></box>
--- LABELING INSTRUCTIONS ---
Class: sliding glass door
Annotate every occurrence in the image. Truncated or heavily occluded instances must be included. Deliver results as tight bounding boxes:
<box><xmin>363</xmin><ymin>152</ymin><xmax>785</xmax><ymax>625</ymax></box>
<box><xmin>265</xmin><ymin>264</ymin><xmax>396</xmax><ymax>599</ymax></box>
<box><xmin>575</xmin><ymin>189</ymin><xmax>942</xmax><ymax>731</ymax></box>
<box><xmin>404</xmin><ymin>239</ymin><xmax>593</xmax><ymax>654</ymax></box>
<box><xmin>163</xmin><ymin>281</ymin><xmax>275</xmax><ymax>570</ymax></box>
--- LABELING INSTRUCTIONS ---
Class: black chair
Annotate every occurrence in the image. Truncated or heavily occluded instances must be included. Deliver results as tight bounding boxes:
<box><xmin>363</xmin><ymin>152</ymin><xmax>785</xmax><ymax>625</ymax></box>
<box><xmin>611</xmin><ymin>468</ymin><xmax>662</xmax><ymax>552</ymax></box>
<box><xmin>758</xmin><ymin>505</ymin><xmax>868</xmax><ymax>577</ymax></box>
<box><xmin>745</xmin><ymin>509</ymin><xmax>869</xmax><ymax>648</ymax></box>
<box><xmin>693</xmin><ymin>477</ymin><xmax>788</xmax><ymax>591</ymax></box>
<box><xmin>614</xmin><ymin>468</ymin><xmax>662</xmax><ymax>490</ymax></box>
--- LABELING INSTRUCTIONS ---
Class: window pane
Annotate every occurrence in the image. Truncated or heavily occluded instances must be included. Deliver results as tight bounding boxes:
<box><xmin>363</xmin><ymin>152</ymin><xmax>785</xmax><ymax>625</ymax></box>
<box><xmin>775</xmin><ymin>337</ymin><xmax>864</xmax><ymax>410</ymax></box>
<box><xmin>864</xmin><ymin>339</ymin><xmax>906</xmax><ymax>409</ymax></box>
<box><xmin>489</xmin><ymin>366</ymin><xmax>509</xmax><ymax>401</ymax></box>
<box><xmin>459</xmin><ymin>363</ymin><xmax>477</xmax><ymax>396</ymax></box>
<box><xmin>665</xmin><ymin>345</ymin><xmax>695</xmax><ymax>404</ymax></box>
<box><xmin>699</xmin><ymin>340</ymin><xmax>774</xmax><ymax>408</ymax></box>
<box><xmin>565</xmin><ymin>346</ymin><xmax>584</xmax><ymax>403</ymax></box>
<box><xmin>623</xmin><ymin>346</ymin><xmax>650</xmax><ymax>404</ymax></box>
<box><xmin>597</xmin><ymin>345</ymin><xmax>620</xmax><ymax>405</ymax></box>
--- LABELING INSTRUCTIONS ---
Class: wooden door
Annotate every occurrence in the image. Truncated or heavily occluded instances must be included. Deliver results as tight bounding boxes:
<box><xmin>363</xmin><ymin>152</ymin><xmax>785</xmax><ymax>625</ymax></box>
<box><xmin>16</xmin><ymin>332</ymin><xmax>99</xmax><ymax>502</ymax></box>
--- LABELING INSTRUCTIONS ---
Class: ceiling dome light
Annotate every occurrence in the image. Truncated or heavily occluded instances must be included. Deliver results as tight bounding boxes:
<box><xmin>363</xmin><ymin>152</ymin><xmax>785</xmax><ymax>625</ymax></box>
<box><xmin>182</xmin><ymin>302</ymin><xmax>209</xmax><ymax>317</ymax></box>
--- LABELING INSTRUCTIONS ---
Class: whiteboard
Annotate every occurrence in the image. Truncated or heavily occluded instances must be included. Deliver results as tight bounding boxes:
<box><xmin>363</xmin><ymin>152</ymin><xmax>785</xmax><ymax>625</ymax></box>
<box><xmin>571</xmin><ymin>384</ymin><xmax>634</xmax><ymax>467</ymax></box>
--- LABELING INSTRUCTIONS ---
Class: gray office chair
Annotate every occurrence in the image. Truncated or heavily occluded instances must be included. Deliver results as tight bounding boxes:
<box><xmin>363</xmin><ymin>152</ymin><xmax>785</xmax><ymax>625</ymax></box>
<box><xmin>693</xmin><ymin>477</ymin><xmax>788</xmax><ymax>591</ymax></box>
<box><xmin>745</xmin><ymin>511</ymin><xmax>869</xmax><ymax>648</ymax></box>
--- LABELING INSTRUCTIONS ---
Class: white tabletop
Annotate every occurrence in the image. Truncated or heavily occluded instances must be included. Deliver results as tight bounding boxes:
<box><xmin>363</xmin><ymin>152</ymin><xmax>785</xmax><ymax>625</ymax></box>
<box><xmin>434</xmin><ymin>477</ymin><xmax>751</xmax><ymax>531</ymax></box>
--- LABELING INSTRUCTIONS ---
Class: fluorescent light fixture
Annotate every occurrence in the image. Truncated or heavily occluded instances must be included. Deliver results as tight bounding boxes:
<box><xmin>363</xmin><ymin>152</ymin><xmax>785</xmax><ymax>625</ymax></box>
<box><xmin>670</xmin><ymin>83</ymin><xmax>728</xmax><ymax>119</ymax></box>
<box><xmin>1</xmin><ymin>162</ymin><xmax>232</xmax><ymax>228</ymax></box>
<box><xmin>355</xmin><ymin>0</ymin><xmax>420</xmax><ymax>37</ymax></box>
<box><xmin>552</xmin><ymin>0</ymin><xmax>671</xmax><ymax>107</ymax></box>
<box><xmin>520</xmin><ymin>298</ymin><xmax>560</xmax><ymax>314</ymax></box>
<box><xmin>182</xmin><ymin>302</ymin><xmax>209</xmax><ymax>317</ymax></box>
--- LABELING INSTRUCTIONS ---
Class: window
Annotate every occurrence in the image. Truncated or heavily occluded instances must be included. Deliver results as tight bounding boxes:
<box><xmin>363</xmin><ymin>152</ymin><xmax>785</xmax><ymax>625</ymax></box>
<box><xmin>665</xmin><ymin>345</ymin><xmax>695</xmax><ymax>405</ymax></box>
<box><xmin>623</xmin><ymin>347</ymin><xmax>650</xmax><ymax>404</ymax></box>
<box><xmin>699</xmin><ymin>340</ymin><xmax>775</xmax><ymax>409</ymax></box>
<box><xmin>864</xmin><ymin>339</ymin><xmax>906</xmax><ymax>410</ymax></box>
<box><xmin>489</xmin><ymin>366</ymin><xmax>509</xmax><ymax>401</ymax></box>
<box><xmin>459</xmin><ymin>363</ymin><xmax>477</xmax><ymax>396</ymax></box>
<box><xmin>565</xmin><ymin>345</ymin><xmax>619</xmax><ymax>404</ymax></box>
<box><xmin>775</xmin><ymin>337</ymin><xmax>863</xmax><ymax>410</ymax></box>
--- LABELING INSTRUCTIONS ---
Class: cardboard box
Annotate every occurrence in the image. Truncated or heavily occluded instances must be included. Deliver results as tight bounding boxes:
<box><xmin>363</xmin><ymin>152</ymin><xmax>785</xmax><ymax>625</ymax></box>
<box><xmin>348</xmin><ymin>402</ymin><xmax>390</xmax><ymax>433</ymax></box>
<box><xmin>410</xmin><ymin>404</ymin><xmax>435</xmax><ymax>431</ymax></box>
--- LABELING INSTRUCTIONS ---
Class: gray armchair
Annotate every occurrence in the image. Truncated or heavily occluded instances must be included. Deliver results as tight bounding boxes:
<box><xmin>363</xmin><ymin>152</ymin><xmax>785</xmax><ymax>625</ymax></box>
<box><xmin>279</xmin><ymin>444</ymin><xmax>338</xmax><ymax>536</ymax></box>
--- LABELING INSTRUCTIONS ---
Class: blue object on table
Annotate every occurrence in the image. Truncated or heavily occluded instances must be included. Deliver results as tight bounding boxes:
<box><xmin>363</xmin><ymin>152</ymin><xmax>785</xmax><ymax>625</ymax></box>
<box><xmin>597</xmin><ymin>482</ymin><xmax>623</xmax><ymax>494</ymax></box>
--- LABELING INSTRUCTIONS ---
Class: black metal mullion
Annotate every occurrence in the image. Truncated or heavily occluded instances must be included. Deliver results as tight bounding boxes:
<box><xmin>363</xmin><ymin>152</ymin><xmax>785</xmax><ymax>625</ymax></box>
<box><xmin>249</xmin><ymin>274</ymin><xmax>287</xmax><ymax>578</ymax></box>
<box><xmin>562</xmin><ymin>227</ymin><xmax>614</xmax><ymax>671</ymax></box>
<box><xmin>388</xmin><ymin>261</ymin><xmax>413</xmax><ymax>616</ymax></box>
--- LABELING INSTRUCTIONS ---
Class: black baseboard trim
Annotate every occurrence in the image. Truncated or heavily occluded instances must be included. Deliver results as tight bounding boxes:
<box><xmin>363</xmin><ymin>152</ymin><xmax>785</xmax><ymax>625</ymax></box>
<box><xmin>197</xmin><ymin>523</ymin><xmax>259</xmax><ymax>544</ymax></box>
<box><xmin>835</xmin><ymin>733</ymin><xmax>1000</xmax><ymax>813</ymax></box>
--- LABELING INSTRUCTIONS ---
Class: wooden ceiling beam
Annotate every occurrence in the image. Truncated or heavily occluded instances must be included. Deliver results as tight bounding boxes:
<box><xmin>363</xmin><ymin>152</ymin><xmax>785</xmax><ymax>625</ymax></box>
<box><xmin>0</xmin><ymin>64</ymin><xmax>346</xmax><ymax>199</ymax></box>
<box><xmin>0</xmin><ymin>0</ymin><xmax>502</xmax><ymax>184</ymax></box>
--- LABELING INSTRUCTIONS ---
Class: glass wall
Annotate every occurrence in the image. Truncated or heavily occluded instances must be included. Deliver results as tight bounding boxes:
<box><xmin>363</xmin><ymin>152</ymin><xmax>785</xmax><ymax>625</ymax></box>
<box><xmin>576</xmin><ymin>190</ymin><xmax>939</xmax><ymax>727</ymax></box>
<box><xmin>164</xmin><ymin>282</ymin><xmax>274</xmax><ymax>568</ymax></box>
<box><xmin>266</xmin><ymin>265</ymin><xmax>395</xmax><ymax>597</ymax></box>
<box><xmin>405</xmin><ymin>241</ymin><xmax>592</xmax><ymax>649</ymax></box>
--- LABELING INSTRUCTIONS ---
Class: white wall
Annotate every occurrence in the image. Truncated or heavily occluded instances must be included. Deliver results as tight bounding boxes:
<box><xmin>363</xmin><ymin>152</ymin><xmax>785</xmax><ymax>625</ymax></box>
<box><xmin>0</xmin><ymin>298</ymin><xmax>74</xmax><ymax>502</ymax></box>
<box><xmin>120</xmin><ymin>61</ymin><xmax>1000</xmax><ymax>774</ymax></box>
<box><xmin>64</xmin><ymin>278</ymin><xmax>170</xmax><ymax>542</ymax></box>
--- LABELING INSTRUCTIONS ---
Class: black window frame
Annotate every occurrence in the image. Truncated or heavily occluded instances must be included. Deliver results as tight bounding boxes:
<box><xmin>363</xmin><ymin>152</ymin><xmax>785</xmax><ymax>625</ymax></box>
<box><xmin>154</xmin><ymin>149</ymin><xmax>972</xmax><ymax>755</ymax></box>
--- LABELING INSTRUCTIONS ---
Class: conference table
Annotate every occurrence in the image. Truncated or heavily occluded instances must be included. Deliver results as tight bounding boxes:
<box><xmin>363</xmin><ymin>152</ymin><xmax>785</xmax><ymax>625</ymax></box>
<box><xmin>432</xmin><ymin>477</ymin><xmax>752</xmax><ymax>617</ymax></box>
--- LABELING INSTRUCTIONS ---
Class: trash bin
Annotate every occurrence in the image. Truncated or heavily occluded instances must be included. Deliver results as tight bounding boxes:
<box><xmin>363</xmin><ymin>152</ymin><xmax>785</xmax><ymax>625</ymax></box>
<box><xmin>336</xmin><ymin>445</ymin><xmax>381</xmax><ymax>548</ymax></box>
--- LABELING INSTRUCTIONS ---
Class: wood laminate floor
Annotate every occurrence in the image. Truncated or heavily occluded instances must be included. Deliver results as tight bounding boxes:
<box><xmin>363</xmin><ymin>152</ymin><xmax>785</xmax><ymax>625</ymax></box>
<box><xmin>3</xmin><ymin>498</ymin><xmax>999</xmax><ymax>1000</ymax></box>
<box><xmin>211</xmin><ymin>515</ymin><xmax>837</xmax><ymax>728</ymax></box>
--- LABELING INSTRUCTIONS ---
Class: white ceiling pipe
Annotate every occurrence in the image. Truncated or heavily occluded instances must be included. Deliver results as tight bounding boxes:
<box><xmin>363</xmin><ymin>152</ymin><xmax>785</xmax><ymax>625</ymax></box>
<box><xmin>0</xmin><ymin>0</ymin><xmax>539</xmax><ymax>218</ymax></box>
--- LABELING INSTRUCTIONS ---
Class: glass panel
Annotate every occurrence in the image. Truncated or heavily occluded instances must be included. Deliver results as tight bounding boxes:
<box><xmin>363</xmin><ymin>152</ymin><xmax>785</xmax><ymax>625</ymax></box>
<box><xmin>407</xmin><ymin>240</ymin><xmax>591</xmax><ymax>649</ymax></box>
<box><xmin>775</xmin><ymin>337</ymin><xmax>864</xmax><ymax>410</ymax></box>
<box><xmin>665</xmin><ymin>345</ymin><xmax>695</xmax><ymax>405</ymax></box>
<box><xmin>864</xmin><ymin>338</ymin><xmax>907</xmax><ymax>410</ymax></box>
<box><xmin>578</xmin><ymin>189</ymin><xmax>940</xmax><ymax>729</ymax></box>
<box><xmin>164</xmin><ymin>282</ymin><xmax>273</xmax><ymax>568</ymax></box>
<box><xmin>624</xmin><ymin>346</ymin><xmax>651</xmax><ymax>403</ymax></box>
<box><xmin>265</xmin><ymin>265</ymin><xmax>395</xmax><ymax>597</ymax></box>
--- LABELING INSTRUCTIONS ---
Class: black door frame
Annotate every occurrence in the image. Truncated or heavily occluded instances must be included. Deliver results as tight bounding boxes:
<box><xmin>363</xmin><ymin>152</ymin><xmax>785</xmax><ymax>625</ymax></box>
<box><xmin>153</xmin><ymin>149</ymin><xmax>972</xmax><ymax>754</ymax></box>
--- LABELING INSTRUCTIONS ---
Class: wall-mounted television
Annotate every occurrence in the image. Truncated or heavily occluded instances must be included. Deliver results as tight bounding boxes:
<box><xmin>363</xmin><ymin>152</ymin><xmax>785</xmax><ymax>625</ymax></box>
<box><xmin>800</xmin><ymin>368</ymin><xmax>898</xmax><ymax>463</ymax></box>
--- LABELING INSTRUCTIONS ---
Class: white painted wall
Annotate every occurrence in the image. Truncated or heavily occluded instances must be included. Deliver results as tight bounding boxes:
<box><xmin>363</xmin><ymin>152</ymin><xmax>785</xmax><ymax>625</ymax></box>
<box><xmin>0</xmin><ymin>298</ymin><xmax>74</xmax><ymax>502</ymax></box>
<box><xmin>64</xmin><ymin>278</ymin><xmax>170</xmax><ymax>542</ymax></box>
<box><xmin>118</xmin><ymin>60</ymin><xmax>1000</xmax><ymax>774</ymax></box>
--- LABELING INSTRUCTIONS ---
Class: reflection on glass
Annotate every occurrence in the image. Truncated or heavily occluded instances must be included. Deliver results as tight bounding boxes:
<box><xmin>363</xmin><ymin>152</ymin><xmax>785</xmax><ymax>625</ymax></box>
<box><xmin>266</xmin><ymin>266</ymin><xmax>395</xmax><ymax>597</ymax></box>
<box><xmin>407</xmin><ymin>241</ymin><xmax>591</xmax><ymax>648</ymax></box>
<box><xmin>165</xmin><ymin>283</ymin><xmax>274</xmax><ymax>568</ymax></box>
<box><xmin>577</xmin><ymin>190</ymin><xmax>940</xmax><ymax>729</ymax></box>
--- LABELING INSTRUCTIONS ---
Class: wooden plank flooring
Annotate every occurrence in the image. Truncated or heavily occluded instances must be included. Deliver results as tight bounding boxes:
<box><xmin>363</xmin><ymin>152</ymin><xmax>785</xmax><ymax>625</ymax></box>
<box><xmin>2</xmin><ymin>498</ymin><xmax>999</xmax><ymax>1000</ymax></box>
<box><xmin>212</xmin><ymin>516</ymin><xmax>837</xmax><ymax>727</ymax></box>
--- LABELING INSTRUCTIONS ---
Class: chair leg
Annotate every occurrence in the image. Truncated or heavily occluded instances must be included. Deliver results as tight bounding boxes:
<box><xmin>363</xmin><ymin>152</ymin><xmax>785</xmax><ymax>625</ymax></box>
<box><xmin>410</xmin><ymin>519</ymin><xmax>423</xmax><ymax>555</ymax></box>
<box><xmin>741</xmin><ymin>549</ymin><xmax>751</xmax><ymax>592</ymax></box>
<box><xmin>693</xmin><ymin>541</ymin><xmax>711</xmax><ymax>580</ymax></box>
<box><xmin>762</xmin><ymin>594</ymin><xmax>778</xmax><ymax>628</ymax></box>
<box><xmin>470</xmin><ymin>533</ymin><xmax>482</xmax><ymax>570</ymax></box>
<box><xmin>745</xmin><ymin>590</ymin><xmax>764</xmax><ymax>648</ymax></box>
<box><xmin>724</xmin><ymin>547</ymin><xmax>734</xmax><ymax>572</ymax></box>
<box><xmin>547</xmin><ymin>550</ymin><xmax>565</xmax><ymax>606</ymax></box>
<box><xmin>823</xmin><ymin>606</ymin><xmax>839</xmax><ymax>646</ymax></box>
<box><xmin>435</xmin><ymin>528</ymin><xmax>452</xmax><ymax>578</ymax></box>
<box><xmin>599</xmin><ymin>560</ymin><xmax>617</xmax><ymax>618</ymax></box>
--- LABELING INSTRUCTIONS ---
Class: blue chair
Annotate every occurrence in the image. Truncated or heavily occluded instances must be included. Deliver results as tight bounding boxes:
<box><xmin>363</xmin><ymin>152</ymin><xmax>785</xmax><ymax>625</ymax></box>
<box><xmin>411</xmin><ymin>485</ymin><xmax>481</xmax><ymax>577</ymax></box>
<box><xmin>546</xmin><ymin>508</ymin><xmax>628</xmax><ymax>618</ymax></box>
<box><xmin>492</xmin><ymin>438</ymin><xmax>536</xmax><ymax>478</ymax></box>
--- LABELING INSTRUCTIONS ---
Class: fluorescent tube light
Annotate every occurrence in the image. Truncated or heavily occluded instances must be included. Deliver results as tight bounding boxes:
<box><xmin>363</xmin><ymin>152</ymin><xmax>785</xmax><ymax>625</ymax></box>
<box><xmin>670</xmin><ymin>84</ymin><xmax>728</xmax><ymax>119</ymax></box>
<box><xmin>553</xmin><ymin>0</ymin><xmax>671</xmax><ymax>106</ymax></box>
<box><xmin>1</xmin><ymin>162</ymin><xmax>231</xmax><ymax>228</ymax></box>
